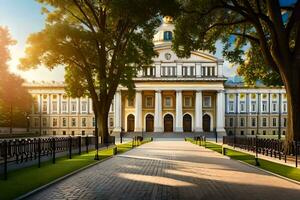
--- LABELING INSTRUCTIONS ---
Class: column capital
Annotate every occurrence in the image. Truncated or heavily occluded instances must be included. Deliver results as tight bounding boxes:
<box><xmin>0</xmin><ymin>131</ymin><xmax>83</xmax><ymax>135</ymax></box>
<box><xmin>155</xmin><ymin>90</ymin><xmax>162</xmax><ymax>93</ymax></box>
<box><xmin>175</xmin><ymin>89</ymin><xmax>182</xmax><ymax>93</ymax></box>
<box><xmin>196</xmin><ymin>90</ymin><xmax>203</xmax><ymax>93</ymax></box>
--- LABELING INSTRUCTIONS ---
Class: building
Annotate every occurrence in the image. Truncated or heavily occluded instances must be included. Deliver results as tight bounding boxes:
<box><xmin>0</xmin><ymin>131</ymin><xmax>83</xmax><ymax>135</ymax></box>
<box><xmin>25</xmin><ymin>17</ymin><xmax>287</xmax><ymax>137</ymax></box>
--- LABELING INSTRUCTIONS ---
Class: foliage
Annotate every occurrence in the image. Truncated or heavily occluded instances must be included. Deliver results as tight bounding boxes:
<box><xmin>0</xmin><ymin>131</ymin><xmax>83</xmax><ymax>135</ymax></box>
<box><xmin>0</xmin><ymin>27</ymin><xmax>32</xmax><ymax>129</ymax></box>
<box><xmin>20</xmin><ymin>0</ymin><xmax>178</xmax><ymax>142</ymax></box>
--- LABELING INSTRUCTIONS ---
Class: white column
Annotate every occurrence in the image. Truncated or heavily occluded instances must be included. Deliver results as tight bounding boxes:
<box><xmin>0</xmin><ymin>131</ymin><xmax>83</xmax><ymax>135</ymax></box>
<box><xmin>113</xmin><ymin>90</ymin><xmax>122</xmax><ymax>132</ymax></box>
<box><xmin>134</xmin><ymin>90</ymin><xmax>142</xmax><ymax>132</ymax></box>
<box><xmin>154</xmin><ymin>90</ymin><xmax>163</xmax><ymax>132</ymax></box>
<box><xmin>175</xmin><ymin>90</ymin><xmax>183</xmax><ymax>132</ymax></box>
<box><xmin>216</xmin><ymin>90</ymin><xmax>226</xmax><ymax>134</ymax></box>
<box><xmin>195</xmin><ymin>90</ymin><xmax>203</xmax><ymax>132</ymax></box>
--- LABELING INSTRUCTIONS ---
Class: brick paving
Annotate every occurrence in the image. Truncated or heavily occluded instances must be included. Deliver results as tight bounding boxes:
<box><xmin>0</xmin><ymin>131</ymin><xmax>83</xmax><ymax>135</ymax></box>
<box><xmin>26</xmin><ymin>140</ymin><xmax>300</xmax><ymax>200</ymax></box>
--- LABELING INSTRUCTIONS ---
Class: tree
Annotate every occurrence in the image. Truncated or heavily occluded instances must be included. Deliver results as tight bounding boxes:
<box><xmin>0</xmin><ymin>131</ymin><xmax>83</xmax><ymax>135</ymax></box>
<box><xmin>20</xmin><ymin>0</ymin><xmax>177</xmax><ymax>143</ymax></box>
<box><xmin>0</xmin><ymin>27</ymin><xmax>32</xmax><ymax>133</ymax></box>
<box><xmin>173</xmin><ymin>0</ymin><xmax>300</xmax><ymax>145</ymax></box>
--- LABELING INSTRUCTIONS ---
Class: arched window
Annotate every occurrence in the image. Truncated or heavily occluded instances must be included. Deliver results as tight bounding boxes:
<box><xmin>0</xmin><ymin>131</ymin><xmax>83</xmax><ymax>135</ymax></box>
<box><xmin>163</xmin><ymin>31</ymin><xmax>173</xmax><ymax>41</ymax></box>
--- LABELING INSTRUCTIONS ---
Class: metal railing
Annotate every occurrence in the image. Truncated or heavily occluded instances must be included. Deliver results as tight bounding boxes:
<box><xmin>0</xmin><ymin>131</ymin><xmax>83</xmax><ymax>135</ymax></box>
<box><xmin>0</xmin><ymin>136</ymin><xmax>95</xmax><ymax>180</ymax></box>
<box><xmin>223</xmin><ymin>136</ymin><xmax>300</xmax><ymax>167</ymax></box>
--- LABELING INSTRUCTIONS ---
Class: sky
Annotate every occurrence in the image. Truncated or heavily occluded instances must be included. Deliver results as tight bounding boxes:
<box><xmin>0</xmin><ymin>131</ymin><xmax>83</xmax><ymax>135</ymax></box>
<box><xmin>0</xmin><ymin>0</ymin><xmax>237</xmax><ymax>82</ymax></box>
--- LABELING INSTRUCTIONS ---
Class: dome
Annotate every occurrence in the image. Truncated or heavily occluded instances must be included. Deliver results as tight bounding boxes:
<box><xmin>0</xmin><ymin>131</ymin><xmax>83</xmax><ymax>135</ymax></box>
<box><xmin>153</xmin><ymin>16</ymin><xmax>175</xmax><ymax>45</ymax></box>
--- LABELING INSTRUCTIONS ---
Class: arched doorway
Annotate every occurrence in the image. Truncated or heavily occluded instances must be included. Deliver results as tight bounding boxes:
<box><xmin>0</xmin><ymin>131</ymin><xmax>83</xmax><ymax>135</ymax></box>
<box><xmin>127</xmin><ymin>114</ymin><xmax>135</xmax><ymax>132</ymax></box>
<box><xmin>203</xmin><ymin>114</ymin><xmax>211</xmax><ymax>132</ymax></box>
<box><xmin>183</xmin><ymin>114</ymin><xmax>192</xmax><ymax>132</ymax></box>
<box><xmin>145</xmin><ymin>114</ymin><xmax>154</xmax><ymax>132</ymax></box>
<box><xmin>164</xmin><ymin>114</ymin><xmax>173</xmax><ymax>132</ymax></box>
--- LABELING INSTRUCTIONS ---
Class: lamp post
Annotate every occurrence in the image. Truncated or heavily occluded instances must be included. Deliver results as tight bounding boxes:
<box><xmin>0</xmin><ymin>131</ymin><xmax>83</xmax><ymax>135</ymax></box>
<box><xmin>26</xmin><ymin>115</ymin><xmax>30</xmax><ymax>133</ymax></box>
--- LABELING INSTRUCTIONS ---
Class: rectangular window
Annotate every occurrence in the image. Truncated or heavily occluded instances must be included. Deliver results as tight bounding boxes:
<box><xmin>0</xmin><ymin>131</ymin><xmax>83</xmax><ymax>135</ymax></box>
<box><xmin>145</xmin><ymin>96</ymin><xmax>153</xmax><ymax>107</ymax></box>
<box><xmin>251</xmin><ymin>118</ymin><xmax>256</xmax><ymax>127</ymax></box>
<box><xmin>240</xmin><ymin>118</ymin><xmax>245</xmax><ymax>127</ymax></box>
<box><xmin>251</xmin><ymin>130</ymin><xmax>255</xmax><ymax>135</ymax></box>
<box><xmin>272</xmin><ymin>102</ymin><xmax>277</xmax><ymax>112</ymax></box>
<box><xmin>273</xmin><ymin>130</ymin><xmax>276</xmax><ymax>135</ymax></box>
<box><xmin>81</xmin><ymin>101</ymin><xmax>87</xmax><ymax>113</ymax></box>
<box><xmin>42</xmin><ymin>101</ymin><xmax>47</xmax><ymax>113</ymax></box>
<box><xmin>283</xmin><ymin>102</ymin><xmax>287</xmax><ymax>112</ymax></box>
<box><xmin>229</xmin><ymin>101</ymin><xmax>234</xmax><ymax>112</ymax></box>
<box><xmin>272</xmin><ymin>118</ymin><xmax>277</xmax><ymax>127</ymax></box>
<box><xmin>62</xmin><ymin>118</ymin><xmax>67</xmax><ymax>127</ymax></box>
<box><xmin>283</xmin><ymin>118</ymin><xmax>287</xmax><ymax>127</ymax></box>
<box><xmin>81</xmin><ymin>118</ymin><xmax>86</xmax><ymax>127</ymax></box>
<box><xmin>63</xmin><ymin>131</ymin><xmax>66</xmax><ymax>135</ymax></box>
<box><xmin>52</xmin><ymin>118</ymin><xmax>58</xmax><ymax>127</ymax></box>
<box><xmin>165</xmin><ymin>96</ymin><xmax>172</xmax><ymax>107</ymax></box>
<box><xmin>262</xmin><ymin>101</ymin><xmax>268</xmax><ymax>112</ymax></box>
<box><xmin>52</xmin><ymin>101</ymin><xmax>57</xmax><ymax>113</ymax></box>
<box><xmin>110</xmin><ymin>117</ymin><xmax>114</xmax><ymax>127</ymax></box>
<box><xmin>34</xmin><ymin>118</ymin><xmax>39</xmax><ymax>127</ymax></box>
<box><xmin>71</xmin><ymin>118</ymin><xmax>76</xmax><ymax>127</ymax></box>
<box><xmin>71</xmin><ymin>101</ymin><xmax>77</xmax><ymax>113</ymax></box>
<box><xmin>184</xmin><ymin>96</ymin><xmax>192</xmax><ymax>107</ymax></box>
<box><xmin>240</xmin><ymin>101</ymin><xmax>245</xmax><ymax>112</ymax></box>
<box><xmin>240</xmin><ymin>131</ymin><xmax>244</xmax><ymax>135</ymax></box>
<box><xmin>42</xmin><ymin>118</ymin><xmax>47</xmax><ymax>127</ymax></box>
<box><xmin>203</xmin><ymin>96</ymin><xmax>211</xmax><ymax>107</ymax></box>
<box><xmin>82</xmin><ymin>130</ymin><xmax>85</xmax><ymax>136</ymax></box>
<box><xmin>262</xmin><ymin>118</ymin><xmax>267</xmax><ymax>127</ymax></box>
<box><xmin>251</xmin><ymin>101</ymin><xmax>256</xmax><ymax>112</ymax></box>
<box><xmin>263</xmin><ymin>130</ymin><xmax>266</xmax><ymax>135</ymax></box>
<box><xmin>62</xmin><ymin>102</ymin><xmax>67</xmax><ymax>113</ymax></box>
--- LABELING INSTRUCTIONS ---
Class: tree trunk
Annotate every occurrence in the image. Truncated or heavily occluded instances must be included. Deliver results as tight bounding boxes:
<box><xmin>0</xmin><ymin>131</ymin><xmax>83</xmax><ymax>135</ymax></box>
<box><xmin>97</xmin><ymin>108</ymin><xmax>109</xmax><ymax>144</ymax></box>
<box><xmin>284</xmin><ymin>62</ymin><xmax>300</xmax><ymax>152</ymax></box>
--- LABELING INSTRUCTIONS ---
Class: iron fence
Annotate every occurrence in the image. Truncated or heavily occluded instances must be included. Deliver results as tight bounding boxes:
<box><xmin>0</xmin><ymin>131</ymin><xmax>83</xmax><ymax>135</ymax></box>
<box><xmin>223</xmin><ymin>136</ymin><xmax>300</xmax><ymax>167</ymax></box>
<box><xmin>0</xmin><ymin>136</ymin><xmax>95</xmax><ymax>180</ymax></box>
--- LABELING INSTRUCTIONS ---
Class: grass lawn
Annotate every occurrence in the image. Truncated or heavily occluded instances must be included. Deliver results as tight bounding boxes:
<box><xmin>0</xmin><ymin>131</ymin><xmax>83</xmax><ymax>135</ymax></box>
<box><xmin>0</xmin><ymin>139</ymin><xmax>151</xmax><ymax>200</ymax></box>
<box><xmin>186</xmin><ymin>138</ymin><xmax>300</xmax><ymax>183</ymax></box>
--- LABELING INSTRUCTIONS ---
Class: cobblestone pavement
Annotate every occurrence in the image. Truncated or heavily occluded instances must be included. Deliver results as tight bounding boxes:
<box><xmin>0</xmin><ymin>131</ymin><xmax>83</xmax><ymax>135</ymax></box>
<box><xmin>26</xmin><ymin>140</ymin><xmax>300</xmax><ymax>200</ymax></box>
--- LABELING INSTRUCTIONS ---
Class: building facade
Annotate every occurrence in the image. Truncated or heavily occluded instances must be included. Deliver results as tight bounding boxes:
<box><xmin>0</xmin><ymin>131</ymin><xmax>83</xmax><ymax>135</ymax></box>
<box><xmin>25</xmin><ymin>17</ymin><xmax>287</xmax><ymax>137</ymax></box>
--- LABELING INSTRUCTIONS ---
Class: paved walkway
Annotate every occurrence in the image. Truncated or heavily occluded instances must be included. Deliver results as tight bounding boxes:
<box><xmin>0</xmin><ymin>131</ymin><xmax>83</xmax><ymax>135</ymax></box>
<box><xmin>26</xmin><ymin>140</ymin><xmax>300</xmax><ymax>200</ymax></box>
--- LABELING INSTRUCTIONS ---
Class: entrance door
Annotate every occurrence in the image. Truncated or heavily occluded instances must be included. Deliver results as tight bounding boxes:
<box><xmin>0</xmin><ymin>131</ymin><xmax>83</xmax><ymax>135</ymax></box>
<box><xmin>127</xmin><ymin>114</ymin><xmax>135</xmax><ymax>132</ymax></box>
<box><xmin>164</xmin><ymin>114</ymin><xmax>173</xmax><ymax>132</ymax></box>
<box><xmin>203</xmin><ymin>114</ymin><xmax>211</xmax><ymax>132</ymax></box>
<box><xmin>146</xmin><ymin>114</ymin><xmax>154</xmax><ymax>132</ymax></box>
<box><xmin>183</xmin><ymin>114</ymin><xmax>192</xmax><ymax>132</ymax></box>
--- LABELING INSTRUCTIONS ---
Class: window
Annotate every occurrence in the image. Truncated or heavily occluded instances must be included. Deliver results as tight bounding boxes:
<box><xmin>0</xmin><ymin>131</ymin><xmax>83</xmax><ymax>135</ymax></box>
<box><xmin>251</xmin><ymin>118</ymin><xmax>256</xmax><ymax>127</ymax></box>
<box><xmin>229</xmin><ymin>101</ymin><xmax>234</xmax><ymax>112</ymax></box>
<box><xmin>283</xmin><ymin>131</ymin><xmax>286</xmax><ymax>135</ymax></box>
<box><xmin>42</xmin><ymin>118</ymin><xmax>47</xmax><ymax>127</ymax></box>
<box><xmin>240</xmin><ymin>102</ymin><xmax>245</xmax><ymax>112</ymax></box>
<box><xmin>52</xmin><ymin>101</ymin><xmax>57</xmax><ymax>113</ymax></box>
<box><xmin>127</xmin><ymin>98</ymin><xmax>134</xmax><ymax>107</ymax></box>
<box><xmin>161</xmin><ymin>66</ymin><xmax>176</xmax><ymax>77</ymax></box>
<box><xmin>283</xmin><ymin>102</ymin><xmax>287</xmax><ymax>112</ymax></box>
<box><xmin>71</xmin><ymin>131</ymin><xmax>75</xmax><ymax>136</ymax></box>
<box><xmin>62</xmin><ymin>118</ymin><xmax>67</xmax><ymax>127</ymax></box>
<box><xmin>184</xmin><ymin>96</ymin><xmax>192</xmax><ymax>107</ymax></box>
<box><xmin>240</xmin><ymin>118</ymin><xmax>245</xmax><ymax>127</ymax></box>
<box><xmin>143</xmin><ymin>67</ymin><xmax>155</xmax><ymax>77</ymax></box>
<box><xmin>163</xmin><ymin>31</ymin><xmax>172</xmax><ymax>41</ymax></box>
<box><xmin>283</xmin><ymin>118</ymin><xmax>287</xmax><ymax>127</ymax></box>
<box><xmin>182</xmin><ymin>66</ymin><xmax>195</xmax><ymax>77</ymax></box>
<box><xmin>110</xmin><ymin>117</ymin><xmax>114</xmax><ymax>127</ymax></box>
<box><xmin>42</xmin><ymin>101</ymin><xmax>47</xmax><ymax>113</ymax></box>
<box><xmin>165</xmin><ymin>96</ymin><xmax>172</xmax><ymax>107</ymax></box>
<box><xmin>263</xmin><ymin>130</ymin><xmax>266</xmax><ymax>135</ymax></box>
<box><xmin>81</xmin><ymin>118</ymin><xmax>87</xmax><ymax>127</ymax></box>
<box><xmin>262</xmin><ymin>101</ymin><xmax>268</xmax><ymax>112</ymax></box>
<box><xmin>145</xmin><ymin>96</ymin><xmax>153</xmax><ymax>107</ymax></box>
<box><xmin>272</xmin><ymin>118</ymin><xmax>277</xmax><ymax>127</ymax></box>
<box><xmin>53</xmin><ymin>131</ymin><xmax>56</xmax><ymax>136</ymax></box>
<box><xmin>251</xmin><ymin>130</ymin><xmax>255</xmax><ymax>135</ymax></box>
<box><xmin>81</xmin><ymin>101</ymin><xmax>87</xmax><ymax>113</ymax></box>
<box><xmin>241</xmin><ymin>131</ymin><xmax>244</xmax><ymax>135</ymax></box>
<box><xmin>251</xmin><ymin>101</ymin><xmax>256</xmax><ymax>112</ymax></box>
<box><xmin>63</xmin><ymin>131</ymin><xmax>66</xmax><ymax>135</ymax></box>
<box><xmin>71</xmin><ymin>118</ymin><xmax>76</xmax><ymax>127</ymax></box>
<box><xmin>52</xmin><ymin>118</ymin><xmax>58</xmax><ymax>127</ymax></box>
<box><xmin>272</xmin><ymin>102</ymin><xmax>277</xmax><ymax>112</ymax></box>
<box><xmin>273</xmin><ymin>130</ymin><xmax>276</xmax><ymax>135</ymax></box>
<box><xmin>203</xmin><ymin>96</ymin><xmax>211</xmax><ymax>107</ymax></box>
<box><xmin>62</xmin><ymin>102</ymin><xmax>67</xmax><ymax>113</ymax></box>
<box><xmin>34</xmin><ymin>118</ymin><xmax>39</xmax><ymax>127</ymax></box>
<box><xmin>82</xmin><ymin>130</ymin><xmax>85</xmax><ymax>136</ymax></box>
<box><xmin>262</xmin><ymin>118</ymin><xmax>267</xmax><ymax>127</ymax></box>
<box><xmin>71</xmin><ymin>101</ymin><xmax>77</xmax><ymax>113</ymax></box>
<box><xmin>229</xmin><ymin>118</ymin><xmax>234</xmax><ymax>127</ymax></box>
<box><xmin>92</xmin><ymin>117</ymin><xmax>95</xmax><ymax>127</ymax></box>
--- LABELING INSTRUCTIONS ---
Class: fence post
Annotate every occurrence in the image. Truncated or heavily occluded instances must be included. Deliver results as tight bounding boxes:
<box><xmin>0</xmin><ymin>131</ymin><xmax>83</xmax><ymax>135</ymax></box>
<box><xmin>78</xmin><ymin>136</ymin><xmax>81</xmax><ymax>155</ymax></box>
<box><xmin>3</xmin><ymin>140</ymin><xmax>8</xmax><ymax>180</ymax></box>
<box><xmin>85</xmin><ymin>136</ymin><xmax>89</xmax><ymax>153</ymax></box>
<box><xmin>69</xmin><ymin>136</ymin><xmax>72</xmax><ymax>159</ymax></box>
<box><xmin>38</xmin><ymin>138</ymin><xmax>41</xmax><ymax>168</ymax></box>
<box><xmin>52</xmin><ymin>138</ymin><xmax>56</xmax><ymax>164</ymax></box>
